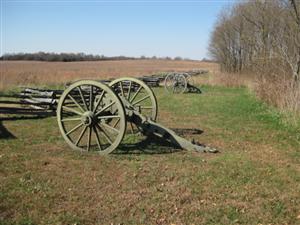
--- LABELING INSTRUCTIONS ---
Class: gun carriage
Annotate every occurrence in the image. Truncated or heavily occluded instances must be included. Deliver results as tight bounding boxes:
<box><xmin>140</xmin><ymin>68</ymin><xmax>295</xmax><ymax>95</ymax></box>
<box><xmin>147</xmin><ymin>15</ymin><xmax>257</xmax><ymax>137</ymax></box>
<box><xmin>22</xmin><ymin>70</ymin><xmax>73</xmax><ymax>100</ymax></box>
<box><xmin>57</xmin><ymin>77</ymin><xmax>217</xmax><ymax>154</ymax></box>
<box><xmin>164</xmin><ymin>72</ymin><xmax>201</xmax><ymax>94</ymax></box>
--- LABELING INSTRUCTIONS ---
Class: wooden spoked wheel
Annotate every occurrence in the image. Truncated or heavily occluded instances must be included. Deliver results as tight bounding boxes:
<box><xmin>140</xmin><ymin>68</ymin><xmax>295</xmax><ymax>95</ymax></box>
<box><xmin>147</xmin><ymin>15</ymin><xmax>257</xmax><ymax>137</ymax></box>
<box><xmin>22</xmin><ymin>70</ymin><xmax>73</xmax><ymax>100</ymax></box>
<box><xmin>175</xmin><ymin>74</ymin><xmax>188</xmax><ymax>93</ymax></box>
<box><xmin>164</xmin><ymin>73</ymin><xmax>176</xmax><ymax>93</ymax></box>
<box><xmin>109</xmin><ymin>77</ymin><xmax>158</xmax><ymax>134</ymax></box>
<box><xmin>57</xmin><ymin>80</ymin><xmax>126</xmax><ymax>154</ymax></box>
<box><xmin>164</xmin><ymin>73</ymin><xmax>187</xmax><ymax>94</ymax></box>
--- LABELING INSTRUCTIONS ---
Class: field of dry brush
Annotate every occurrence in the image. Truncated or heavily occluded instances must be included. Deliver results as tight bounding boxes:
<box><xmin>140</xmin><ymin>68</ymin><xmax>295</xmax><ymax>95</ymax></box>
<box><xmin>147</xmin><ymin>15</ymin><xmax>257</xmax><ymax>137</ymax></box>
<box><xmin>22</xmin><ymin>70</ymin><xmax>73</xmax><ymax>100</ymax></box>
<box><xmin>0</xmin><ymin>60</ymin><xmax>218</xmax><ymax>90</ymax></box>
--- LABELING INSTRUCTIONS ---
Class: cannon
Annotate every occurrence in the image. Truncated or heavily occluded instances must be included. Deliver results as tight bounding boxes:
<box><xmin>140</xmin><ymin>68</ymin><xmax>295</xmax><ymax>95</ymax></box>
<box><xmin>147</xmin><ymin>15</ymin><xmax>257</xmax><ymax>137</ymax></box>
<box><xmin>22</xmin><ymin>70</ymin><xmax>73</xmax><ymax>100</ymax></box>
<box><xmin>57</xmin><ymin>77</ymin><xmax>217</xmax><ymax>154</ymax></box>
<box><xmin>164</xmin><ymin>72</ymin><xmax>201</xmax><ymax>94</ymax></box>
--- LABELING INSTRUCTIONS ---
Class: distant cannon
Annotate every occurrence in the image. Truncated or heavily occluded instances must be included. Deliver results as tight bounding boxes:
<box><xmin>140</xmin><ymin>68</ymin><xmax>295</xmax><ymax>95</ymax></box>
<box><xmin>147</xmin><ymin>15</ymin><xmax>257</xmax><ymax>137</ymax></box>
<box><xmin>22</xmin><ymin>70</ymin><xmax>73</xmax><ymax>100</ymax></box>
<box><xmin>164</xmin><ymin>72</ymin><xmax>201</xmax><ymax>94</ymax></box>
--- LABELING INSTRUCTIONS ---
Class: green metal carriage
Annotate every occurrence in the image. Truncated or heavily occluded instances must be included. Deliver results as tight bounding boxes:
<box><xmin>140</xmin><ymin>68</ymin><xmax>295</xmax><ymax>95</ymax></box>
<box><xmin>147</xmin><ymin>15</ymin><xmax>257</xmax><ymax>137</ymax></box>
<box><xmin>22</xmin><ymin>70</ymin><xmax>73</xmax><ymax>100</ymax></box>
<box><xmin>56</xmin><ymin>77</ymin><xmax>217</xmax><ymax>154</ymax></box>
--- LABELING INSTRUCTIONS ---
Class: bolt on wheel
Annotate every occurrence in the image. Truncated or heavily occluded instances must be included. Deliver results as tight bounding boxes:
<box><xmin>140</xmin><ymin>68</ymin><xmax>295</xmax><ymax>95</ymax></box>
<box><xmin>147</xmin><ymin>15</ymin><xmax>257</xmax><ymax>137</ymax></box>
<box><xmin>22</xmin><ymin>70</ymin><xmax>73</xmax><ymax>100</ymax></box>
<box><xmin>57</xmin><ymin>80</ymin><xmax>126</xmax><ymax>154</ymax></box>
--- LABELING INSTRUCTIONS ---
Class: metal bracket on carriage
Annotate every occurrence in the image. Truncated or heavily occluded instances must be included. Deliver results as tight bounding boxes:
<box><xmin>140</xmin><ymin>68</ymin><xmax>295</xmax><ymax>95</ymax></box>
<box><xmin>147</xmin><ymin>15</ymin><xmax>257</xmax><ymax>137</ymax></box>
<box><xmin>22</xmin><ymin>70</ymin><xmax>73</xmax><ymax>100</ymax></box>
<box><xmin>130</xmin><ymin>111</ymin><xmax>218</xmax><ymax>153</ymax></box>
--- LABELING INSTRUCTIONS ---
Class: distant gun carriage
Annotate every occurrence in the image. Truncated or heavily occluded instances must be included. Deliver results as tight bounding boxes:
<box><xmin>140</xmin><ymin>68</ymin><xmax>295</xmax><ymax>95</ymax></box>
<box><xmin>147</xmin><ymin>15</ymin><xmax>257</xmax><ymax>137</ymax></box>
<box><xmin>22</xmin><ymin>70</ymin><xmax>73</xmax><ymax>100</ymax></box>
<box><xmin>164</xmin><ymin>72</ymin><xmax>202</xmax><ymax>94</ymax></box>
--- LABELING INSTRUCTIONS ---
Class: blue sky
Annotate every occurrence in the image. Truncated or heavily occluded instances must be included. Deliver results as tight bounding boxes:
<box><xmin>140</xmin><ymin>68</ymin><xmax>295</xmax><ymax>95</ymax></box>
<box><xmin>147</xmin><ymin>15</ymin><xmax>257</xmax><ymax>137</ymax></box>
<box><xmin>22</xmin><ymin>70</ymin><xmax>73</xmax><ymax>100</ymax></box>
<box><xmin>1</xmin><ymin>0</ymin><xmax>236</xmax><ymax>60</ymax></box>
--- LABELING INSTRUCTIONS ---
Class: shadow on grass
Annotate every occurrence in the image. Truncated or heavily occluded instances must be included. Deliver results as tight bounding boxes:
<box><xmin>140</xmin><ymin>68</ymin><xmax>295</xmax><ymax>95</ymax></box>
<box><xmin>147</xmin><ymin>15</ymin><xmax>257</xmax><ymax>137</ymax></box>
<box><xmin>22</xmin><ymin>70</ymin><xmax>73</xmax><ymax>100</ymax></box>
<box><xmin>114</xmin><ymin>128</ymin><xmax>204</xmax><ymax>155</ymax></box>
<box><xmin>172</xmin><ymin>128</ymin><xmax>203</xmax><ymax>136</ymax></box>
<box><xmin>187</xmin><ymin>84</ymin><xmax>202</xmax><ymax>94</ymax></box>
<box><xmin>115</xmin><ymin>134</ymin><xmax>181</xmax><ymax>154</ymax></box>
<box><xmin>0</xmin><ymin>115</ymin><xmax>53</xmax><ymax>139</ymax></box>
<box><xmin>0</xmin><ymin>121</ymin><xmax>16</xmax><ymax>139</ymax></box>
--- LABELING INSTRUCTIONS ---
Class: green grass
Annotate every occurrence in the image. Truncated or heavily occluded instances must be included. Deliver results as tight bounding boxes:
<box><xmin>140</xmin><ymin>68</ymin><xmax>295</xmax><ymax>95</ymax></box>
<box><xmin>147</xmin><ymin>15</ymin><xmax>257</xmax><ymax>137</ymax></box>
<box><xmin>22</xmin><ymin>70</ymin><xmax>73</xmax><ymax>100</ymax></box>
<box><xmin>1</xmin><ymin>85</ymin><xmax>300</xmax><ymax>225</ymax></box>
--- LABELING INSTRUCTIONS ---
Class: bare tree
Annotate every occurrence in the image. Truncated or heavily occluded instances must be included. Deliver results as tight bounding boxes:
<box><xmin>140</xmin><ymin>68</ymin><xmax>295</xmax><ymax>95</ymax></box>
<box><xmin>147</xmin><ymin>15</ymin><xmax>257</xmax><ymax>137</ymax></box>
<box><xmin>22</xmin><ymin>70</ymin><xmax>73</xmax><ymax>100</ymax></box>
<box><xmin>209</xmin><ymin>0</ymin><xmax>300</xmax><ymax>83</ymax></box>
<box><xmin>275</xmin><ymin>0</ymin><xmax>300</xmax><ymax>82</ymax></box>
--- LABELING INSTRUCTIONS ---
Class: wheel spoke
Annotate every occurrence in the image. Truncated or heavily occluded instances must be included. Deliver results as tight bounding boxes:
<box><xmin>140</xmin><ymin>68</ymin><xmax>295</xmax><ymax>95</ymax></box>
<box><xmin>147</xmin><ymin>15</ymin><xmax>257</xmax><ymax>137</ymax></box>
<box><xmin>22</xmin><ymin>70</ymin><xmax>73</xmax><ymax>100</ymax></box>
<box><xmin>132</xmin><ymin>95</ymin><xmax>150</xmax><ymax>106</ymax></box>
<box><xmin>66</xmin><ymin>122</ymin><xmax>83</xmax><ymax>136</ymax></box>
<box><xmin>129</xmin><ymin>122</ymin><xmax>135</xmax><ymax>134</ymax></box>
<box><xmin>95</xmin><ymin>101</ymin><xmax>116</xmax><ymax>116</ymax></box>
<box><xmin>87</xmin><ymin>126</ymin><xmax>92</xmax><ymax>151</ymax></box>
<box><xmin>77</xmin><ymin>86</ymin><xmax>88</xmax><ymax>110</ymax></box>
<box><xmin>61</xmin><ymin>117</ymin><xmax>82</xmax><ymax>122</ymax></box>
<box><xmin>89</xmin><ymin>85</ymin><xmax>93</xmax><ymax>111</ymax></box>
<box><xmin>127</xmin><ymin>81</ymin><xmax>132</xmax><ymax>100</ymax></box>
<box><xmin>119</xmin><ymin>82</ymin><xmax>124</xmax><ymax>97</ymax></box>
<box><xmin>93</xmin><ymin>126</ymin><xmax>102</xmax><ymax>151</ymax></box>
<box><xmin>113</xmin><ymin>118</ymin><xmax>120</xmax><ymax>128</ymax></box>
<box><xmin>95</xmin><ymin>123</ymin><xmax>112</xmax><ymax>144</ymax></box>
<box><xmin>75</xmin><ymin>126</ymin><xmax>87</xmax><ymax>146</ymax></box>
<box><xmin>140</xmin><ymin>106</ymin><xmax>153</xmax><ymax>109</ymax></box>
<box><xmin>101</xmin><ymin>122</ymin><xmax>120</xmax><ymax>134</ymax></box>
<box><xmin>97</xmin><ymin>115</ymin><xmax>120</xmax><ymax>120</ymax></box>
<box><xmin>62</xmin><ymin>106</ymin><xmax>83</xmax><ymax>116</ymax></box>
<box><xmin>129</xmin><ymin>122</ymin><xmax>141</xmax><ymax>134</ymax></box>
<box><xmin>130</xmin><ymin>85</ymin><xmax>142</xmax><ymax>103</ymax></box>
<box><xmin>68</xmin><ymin>94</ymin><xmax>85</xmax><ymax>112</ymax></box>
<box><xmin>93</xmin><ymin>91</ymin><xmax>105</xmax><ymax>113</ymax></box>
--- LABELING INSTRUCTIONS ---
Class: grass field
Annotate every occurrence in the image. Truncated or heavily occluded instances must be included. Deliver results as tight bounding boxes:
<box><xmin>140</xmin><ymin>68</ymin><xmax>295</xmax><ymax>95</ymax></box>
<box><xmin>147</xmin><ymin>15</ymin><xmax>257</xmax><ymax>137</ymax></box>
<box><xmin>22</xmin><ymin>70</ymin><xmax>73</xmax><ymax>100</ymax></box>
<box><xmin>1</xmin><ymin>85</ymin><xmax>300</xmax><ymax>225</ymax></box>
<box><xmin>0</xmin><ymin>60</ymin><xmax>218</xmax><ymax>90</ymax></box>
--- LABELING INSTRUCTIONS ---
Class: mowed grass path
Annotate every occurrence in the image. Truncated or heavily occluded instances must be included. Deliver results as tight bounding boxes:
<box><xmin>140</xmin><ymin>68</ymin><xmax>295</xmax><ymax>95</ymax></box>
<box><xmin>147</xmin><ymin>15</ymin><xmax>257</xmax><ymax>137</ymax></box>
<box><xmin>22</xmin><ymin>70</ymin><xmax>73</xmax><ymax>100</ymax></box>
<box><xmin>0</xmin><ymin>86</ymin><xmax>299</xmax><ymax>225</ymax></box>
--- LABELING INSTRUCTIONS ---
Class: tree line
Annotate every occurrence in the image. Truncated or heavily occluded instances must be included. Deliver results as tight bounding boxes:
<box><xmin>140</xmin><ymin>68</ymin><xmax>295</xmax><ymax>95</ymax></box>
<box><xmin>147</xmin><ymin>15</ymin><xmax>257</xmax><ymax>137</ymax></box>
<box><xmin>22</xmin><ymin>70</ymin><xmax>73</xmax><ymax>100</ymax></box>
<box><xmin>0</xmin><ymin>52</ymin><xmax>195</xmax><ymax>62</ymax></box>
<box><xmin>209</xmin><ymin>0</ymin><xmax>300</xmax><ymax>83</ymax></box>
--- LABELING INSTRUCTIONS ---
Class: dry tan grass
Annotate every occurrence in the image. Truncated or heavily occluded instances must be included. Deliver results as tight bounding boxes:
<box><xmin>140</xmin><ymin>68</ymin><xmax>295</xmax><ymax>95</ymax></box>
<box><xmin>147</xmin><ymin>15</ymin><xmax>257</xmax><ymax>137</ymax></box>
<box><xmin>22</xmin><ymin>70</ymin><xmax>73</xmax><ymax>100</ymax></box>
<box><xmin>253</xmin><ymin>76</ymin><xmax>300</xmax><ymax>120</ymax></box>
<box><xmin>0</xmin><ymin>60</ymin><xmax>218</xmax><ymax>90</ymax></box>
<box><xmin>192</xmin><ymin>67</ymin><xmax>254</xmax><ymax>90</ymax></box>
<box><xmin>200</xmin><ymin>68</ymin><xmax>300</xmax><ymax>120</ymax></box>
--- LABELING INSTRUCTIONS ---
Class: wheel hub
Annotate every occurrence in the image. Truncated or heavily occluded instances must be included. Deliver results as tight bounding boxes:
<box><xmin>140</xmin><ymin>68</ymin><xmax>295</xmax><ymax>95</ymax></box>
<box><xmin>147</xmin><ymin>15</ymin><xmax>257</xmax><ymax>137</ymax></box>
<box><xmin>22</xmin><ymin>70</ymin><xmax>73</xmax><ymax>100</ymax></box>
<box><xmin>81</xmin><ymin>111</ymin><xmax>95</xmax><ymax>126</ymax></box>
